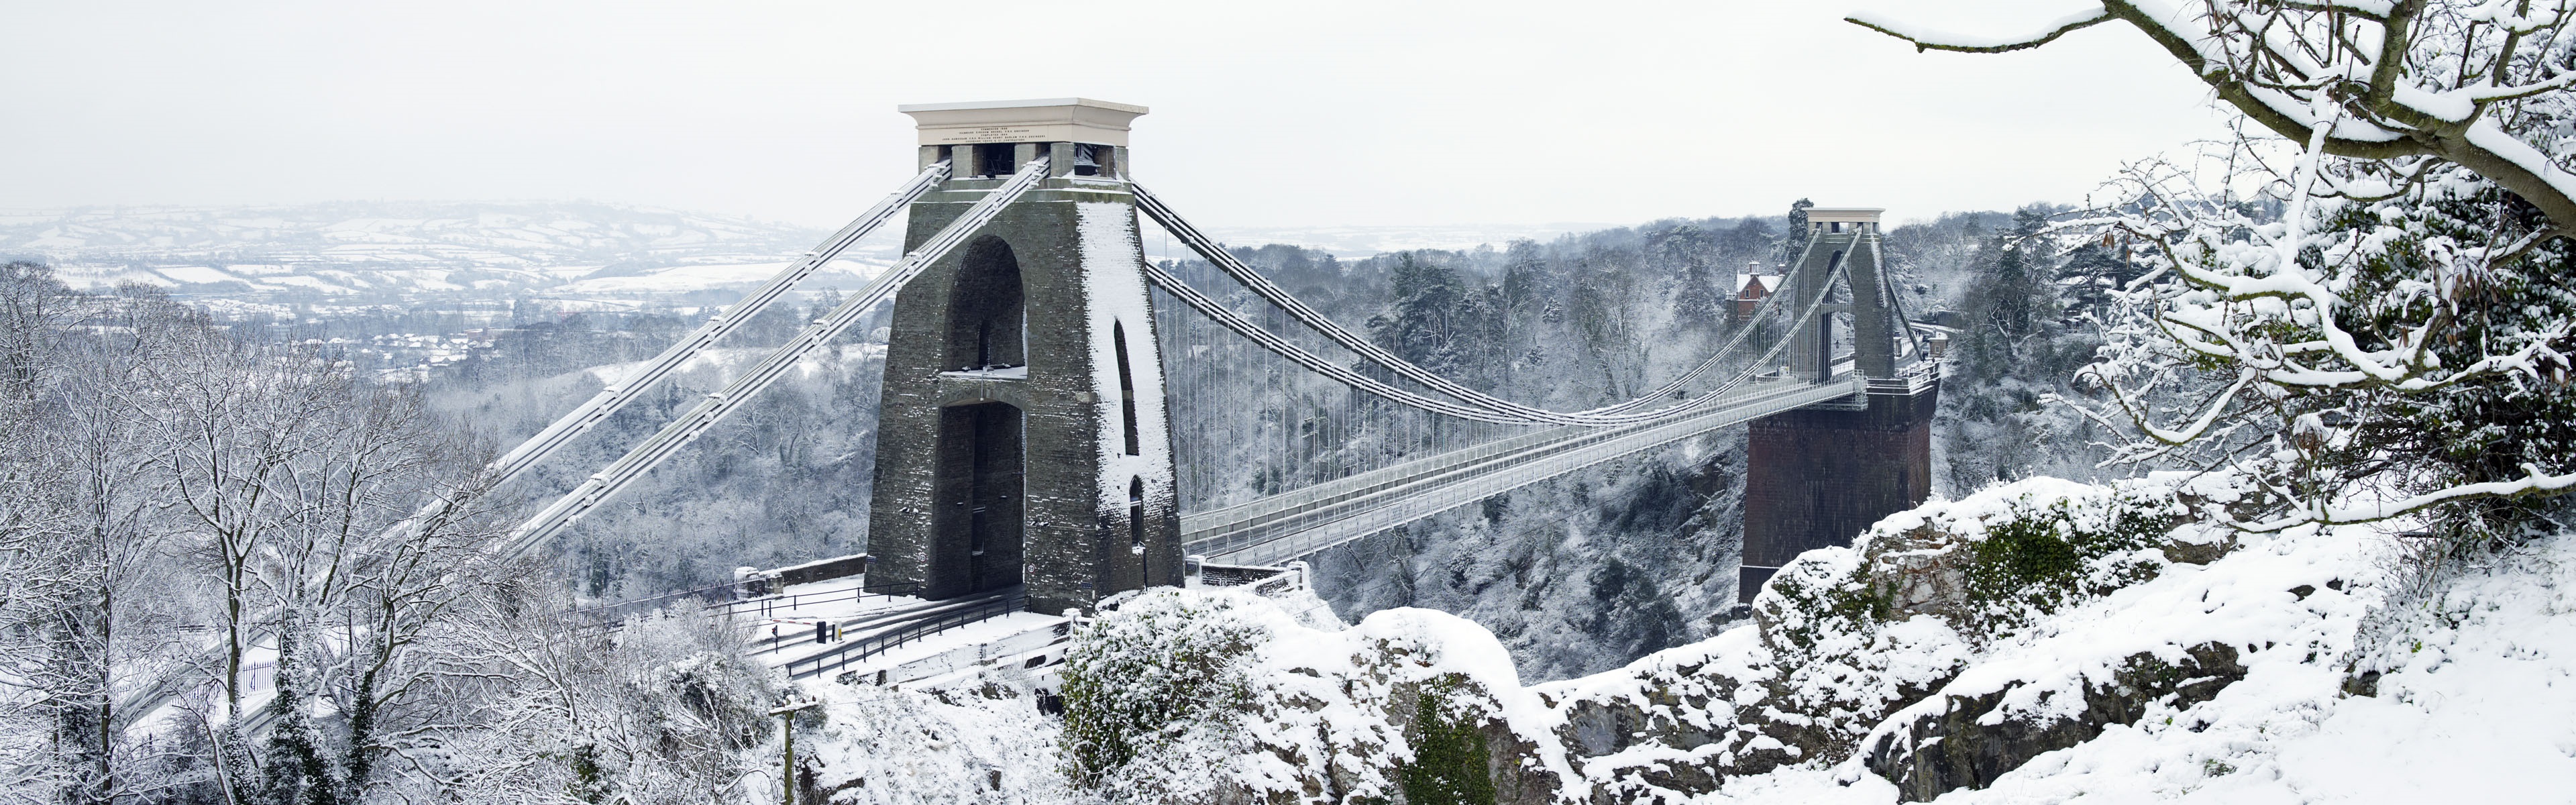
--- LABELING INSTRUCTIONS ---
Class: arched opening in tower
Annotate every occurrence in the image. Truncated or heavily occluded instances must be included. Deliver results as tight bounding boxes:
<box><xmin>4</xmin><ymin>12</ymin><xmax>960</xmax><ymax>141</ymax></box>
<box><xmin>929</xmin><ymin>400</ymin><xmax>1024</xmax><ymax>597</ymax></box>
<box><xmin>947</xmin><ymin>236</ymin><xmax>1026</xmax><ymax>371</ymax></box>
<box><xmin>1113</xmin><ymin>321</ymin><xmax>1140</xmax><ymax>455</ymax></box>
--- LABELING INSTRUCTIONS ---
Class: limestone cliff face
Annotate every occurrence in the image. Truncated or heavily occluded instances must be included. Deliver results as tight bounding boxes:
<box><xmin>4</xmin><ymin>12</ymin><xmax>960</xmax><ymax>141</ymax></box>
<box><xmin>1173</xmin><ymin>476</ymin><xmax>2316</xmax><ymax>804</ymax></box>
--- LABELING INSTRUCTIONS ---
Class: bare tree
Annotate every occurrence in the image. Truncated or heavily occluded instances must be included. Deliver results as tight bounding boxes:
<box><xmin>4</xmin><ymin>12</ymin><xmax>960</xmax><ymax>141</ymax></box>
<box><xmin>140</xmin><ymin>324</ymin><xmax>351</xmax><ymax>718</ymax></box>
<box><xmin>0</xmin><ymin>276</ymin><xmax>207</xmax><ymax>804</ymax></box>
<box><xmin>260</xmin><ymin>386</ymin><xmax>510</xmax><ymax>802</ymax></box>
<box><xmin>1849</xmin><ymin>1</ymin><xmax>2576</xmax><ymax>233</ymax></box>
<box><xmin>1849</xmin><ymin>3</ymin><xmax>2576</xmax><ymax>543</ymax></box>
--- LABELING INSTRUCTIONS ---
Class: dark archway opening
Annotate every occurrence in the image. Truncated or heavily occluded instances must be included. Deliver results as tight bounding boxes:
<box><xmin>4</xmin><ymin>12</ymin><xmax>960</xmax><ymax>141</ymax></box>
<box><xmin>948</xmin><ymin>236</ymin><xmax>1026</xmax><ymax>371</ymax></box>
<box><xmin>1113</xmin><ymin>321</ymin><xmax>1140</xmax><ymax>455</ymax></box>
<box><xmin>928</xmin><ymin>401</ymin><xmax>1024</xmax><ymax>598</ymax></box>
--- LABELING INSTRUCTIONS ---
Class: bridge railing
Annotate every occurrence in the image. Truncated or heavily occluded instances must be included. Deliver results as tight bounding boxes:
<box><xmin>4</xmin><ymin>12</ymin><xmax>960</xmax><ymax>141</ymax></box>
<box><xmin>1185</xmin><ymin>376</ymin><xmax>1870</xmax><ymax>565</ymax></box>
<box><xmin>714</xmin><ymin>580</ymin><xmax>923</xmax><ymax>620</ymax></box>
<box><xmin>1179</xmin><ymin>376</ymin><xmax>1796</xmax><ymax>538</ymax></box>
<box><xmin>782</xmin><ymin>594</ymin><xmax>1026</xmax><ymax>681</ymax></box>
<box><xmin>1180</xmin><ymin>376</ymin><xmax>1833</xmax><ymax>553</ymax></box>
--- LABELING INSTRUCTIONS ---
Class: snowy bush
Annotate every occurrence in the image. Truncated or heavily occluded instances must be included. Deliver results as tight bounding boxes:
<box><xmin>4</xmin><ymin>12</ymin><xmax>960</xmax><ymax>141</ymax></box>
<box><xmin>1957</xmin><ymin>489</ymin><xmax>2179</xmax><ymax>633</ymax></box>
<box><xmin>1056</xmin><ymin>589</ymin><xmax>1269</xmax><ymax>798</ymax></box>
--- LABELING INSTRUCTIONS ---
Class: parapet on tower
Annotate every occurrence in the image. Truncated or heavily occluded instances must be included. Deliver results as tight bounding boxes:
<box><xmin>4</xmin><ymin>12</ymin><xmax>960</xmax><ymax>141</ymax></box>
<box><xmin>866</xmin><ymin>99</ymin><xmax>1181</xmax><ymax>616</ymax></box>
<box><xmin>898</xmin><ymin>97</ymin><xmax>1146</xmax><ymax>179</ymax></box>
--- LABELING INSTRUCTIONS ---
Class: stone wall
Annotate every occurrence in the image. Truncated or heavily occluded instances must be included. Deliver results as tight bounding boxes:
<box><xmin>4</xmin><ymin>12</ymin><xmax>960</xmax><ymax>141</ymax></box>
<box><xmin>866</xmin><ymin>176</ymin><xmax>1183</xmax><ymax>615</ymax></box>
<box><xmin>1739</xmin><ymin>383</ymin><xmax>1937</xmax><ymax>602</ymax></box>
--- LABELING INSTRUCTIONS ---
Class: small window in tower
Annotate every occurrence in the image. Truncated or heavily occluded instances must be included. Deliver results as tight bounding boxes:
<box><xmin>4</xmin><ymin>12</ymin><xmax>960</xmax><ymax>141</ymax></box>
<box><xmin>974</xmin><ymin>143</ymin><xmax>1014</xmax><ymax>177</ymax></box>
<box><xmin>1128</xmin><ymin>477</ymin><xmax>1146</xmax><ymax>555</ymax></box>
<box><xmin>1073</xmin><ymin>144</ymin><xmax>1102</xmax><ymax>176</ymax></box>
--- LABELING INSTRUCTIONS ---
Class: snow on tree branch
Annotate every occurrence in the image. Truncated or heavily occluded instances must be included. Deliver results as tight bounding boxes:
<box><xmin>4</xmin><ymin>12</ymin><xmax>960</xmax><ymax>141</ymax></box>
<box><xmin>2060</xmin><ymin>120</ymin><xmax>2576</xmax><ymax>537</ymax></box>
<box><xmin>1851</xmin><ymin>0</ymin><xmax>2576</xmax><ymax>233</ymax></box>
<box><xmin>1843</xmin><ymin>7</ymin><xmax>2114</xmax><ymax>54</ymax></box>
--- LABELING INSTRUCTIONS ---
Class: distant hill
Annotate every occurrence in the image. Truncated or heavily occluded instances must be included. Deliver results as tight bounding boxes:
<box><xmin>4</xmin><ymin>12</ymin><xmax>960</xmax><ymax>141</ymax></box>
<box><xmin>0</xmin><ymin>201</ymin><xmax>860</xmax><ymax>311</ymax></box>
<box><xmin>0</xmin><ymin>200</ymin><xmax>1623</xmax><ymax>317</ymax></box>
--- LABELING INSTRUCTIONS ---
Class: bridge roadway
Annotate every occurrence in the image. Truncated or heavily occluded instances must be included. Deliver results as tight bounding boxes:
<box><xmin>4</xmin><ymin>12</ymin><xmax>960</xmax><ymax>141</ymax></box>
<box><xmin>1182</xmin><ymin>374</ymin><xmax>1872</xmax><ymax>567</ymax></box>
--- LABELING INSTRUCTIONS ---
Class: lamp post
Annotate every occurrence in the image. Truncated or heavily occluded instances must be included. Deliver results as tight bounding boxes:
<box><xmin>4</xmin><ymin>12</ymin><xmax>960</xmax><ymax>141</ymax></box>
<box><xmin>769</xmin><ymin>699</ymin><xmax>822</xmax><ymax>805</ymax></box>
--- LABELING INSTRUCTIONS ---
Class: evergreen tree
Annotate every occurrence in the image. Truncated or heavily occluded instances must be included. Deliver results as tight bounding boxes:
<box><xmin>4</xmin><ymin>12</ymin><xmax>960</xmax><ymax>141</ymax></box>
<box><xmin>1774</xmin><ymin>198</ymin><xmax>1817</xmax><ymax>265</ymax></box>
<box><xmin>2053</xmin><ymin>235</ymin><xmax>2146</xmax><ymax>319</ymax></box>
<box><xmin>1964</xmin><ymin>206</ymin><xmax>2057</xmax><ymax>372</ymax></box>
<box><xmin>1367</xmin><ymin>252</ymin><xmax>1475</xmax><ymax>377</ymax></box>
<box><xmin>1651</xmin><ymin>225</ymin><xmax>1726</xmax><ymax>334</ymax></box>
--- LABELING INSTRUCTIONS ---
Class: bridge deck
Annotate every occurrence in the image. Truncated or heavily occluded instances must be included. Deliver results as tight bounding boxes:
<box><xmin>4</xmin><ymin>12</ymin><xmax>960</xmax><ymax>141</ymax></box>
<box><xmin>1182</xmin><ymin>375</ymin><xmax>1868</xmax><ymax>566</ymax></box>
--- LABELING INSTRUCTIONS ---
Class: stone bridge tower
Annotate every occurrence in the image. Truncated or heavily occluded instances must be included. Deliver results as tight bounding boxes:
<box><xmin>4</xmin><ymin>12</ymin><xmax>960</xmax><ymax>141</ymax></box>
<box><xmin>1740</xmin><ymin>207</ymin><xmax>1940</xmax><ymax>602</ymax></box>
<box><xmin>866</xmin><ymin>99</ymin><xmax>1182</xmax><ymax>616</ymax></box>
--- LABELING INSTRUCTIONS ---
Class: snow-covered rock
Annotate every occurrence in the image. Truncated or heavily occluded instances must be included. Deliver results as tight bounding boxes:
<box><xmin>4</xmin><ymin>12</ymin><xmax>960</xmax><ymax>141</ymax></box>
<box><xmin>779</xmin><ymin>476</ymin><xmax>2576</xmax><ymax>803</ymax></box>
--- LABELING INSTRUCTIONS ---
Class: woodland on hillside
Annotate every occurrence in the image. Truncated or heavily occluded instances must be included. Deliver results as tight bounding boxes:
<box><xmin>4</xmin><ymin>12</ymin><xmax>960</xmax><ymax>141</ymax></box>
<box><xmin>18</xmin><ymin>211</ymin><xmax>1976</xmax><ymax>794</ymax></box>
<box><xmin>13</xmin><ymin>3</ymin><xmax>2576</xmax><ymax>798</ymax></box>
<box><xmin>0</xmin><ymin>264</ymin><xmax>803</xmax><ymax>803</ymax></box>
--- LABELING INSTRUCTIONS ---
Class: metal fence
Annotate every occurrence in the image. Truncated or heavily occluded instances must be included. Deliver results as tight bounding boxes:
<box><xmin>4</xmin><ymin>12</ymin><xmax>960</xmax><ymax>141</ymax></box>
<box><xmin>783</xmin><ymin>594</ymin><xmax>1026</xmax><ymax>680</ymax></box>
<box><xmin>716</xmin><ymin>580</ymin><xmax>924</xmax><ymax>620</ymax></box>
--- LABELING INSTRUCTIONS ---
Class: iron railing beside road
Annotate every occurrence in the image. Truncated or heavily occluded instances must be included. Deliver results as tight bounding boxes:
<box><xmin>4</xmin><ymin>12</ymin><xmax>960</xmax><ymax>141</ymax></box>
<box><xmin>784</xmin><ymin>594</ymin><xmax>1026</xmax><ymax>680</ymax></box>
<box><xmin>717</xmin><ymin>580</ymin><xmax>924</xmax><ymax>620</ymax></box>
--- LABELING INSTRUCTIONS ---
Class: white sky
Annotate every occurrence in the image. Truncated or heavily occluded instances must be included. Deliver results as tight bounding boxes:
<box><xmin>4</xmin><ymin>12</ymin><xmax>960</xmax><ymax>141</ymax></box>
<box><xmin>0</xmin><ymin>1</ymin><xmax>2234</xmax><ymax>229</ymax></box>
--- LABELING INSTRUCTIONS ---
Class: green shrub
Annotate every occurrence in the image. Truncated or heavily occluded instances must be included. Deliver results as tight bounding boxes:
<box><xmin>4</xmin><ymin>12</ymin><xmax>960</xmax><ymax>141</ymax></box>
<box><xmin>1963</xmin><ymin>495</ymin><xmax>2172</xmax><ymax>631</ymax></box>
<box><xmin>1402</xmin><ymin>678</ymin><xmax>1497</xmax><ymax>805</ymax></box>
<box><xmin>1974</xmin><ymin>516</ymin><xmax>2080</xmax><ymax>589</ymax></box>
<box><xmin>1764</xmin><ymin>559</ymin><xmax>1890</xmax><ymax>655</ymax></box>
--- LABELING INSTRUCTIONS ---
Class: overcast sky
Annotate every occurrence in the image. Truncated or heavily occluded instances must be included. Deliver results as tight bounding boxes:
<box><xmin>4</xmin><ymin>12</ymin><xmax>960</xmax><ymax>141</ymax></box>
<box><xmin>1</xmin><ymin>1</ymin><xmax>2233</xmax><ymax>229</ymax></box>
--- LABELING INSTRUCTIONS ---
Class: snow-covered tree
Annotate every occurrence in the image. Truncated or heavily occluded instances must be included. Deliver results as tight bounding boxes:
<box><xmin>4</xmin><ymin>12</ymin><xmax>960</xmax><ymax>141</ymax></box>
<box><xmin>1775</xmin><ymin>198</ymin><xmax>1817</xmax><ymax>266</ymax></box>
<box><xmin>1849</xmin><ymin>1</ymin><xmax>2576</xmax><ymax>231</ymax></box>
<box><xmin>431</xmin><ymin>606</ymin><xmax>777</xmax><ymax>805</ymax></box>
<box><xmin>1852</xmin><ymin>2</ymin><xmax>2576</xmax><ymax>543</ymax></box>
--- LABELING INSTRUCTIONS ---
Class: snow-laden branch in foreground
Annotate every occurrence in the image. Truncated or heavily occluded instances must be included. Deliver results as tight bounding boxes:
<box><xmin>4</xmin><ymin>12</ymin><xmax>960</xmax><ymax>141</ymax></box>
<box><xmin>1843</xmin><ymin>6</ymin><xmax>2111</xmax><ymax>53</ymax></box>
<box><xmin>1848</xmin><ymin>1</ymin><xmax>2576</xmax><ymax>233</ymax></box>
<box><xmin>2245</xmin><ymin>464</ymin><xmax>2576</xmax><ymax>531</ymax></box>
<box><xmin>2063</xmin><ymin>137</ymin><xmax>2576</xmax><ymax>537</ymax></box>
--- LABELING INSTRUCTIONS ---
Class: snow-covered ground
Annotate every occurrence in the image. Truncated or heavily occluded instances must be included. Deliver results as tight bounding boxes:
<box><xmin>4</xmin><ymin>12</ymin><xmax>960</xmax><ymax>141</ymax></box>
<box><xmin>1713</xmin><ymin>523</ymin><xmax>2576</xmax><ymax>803</ymax></box>
<box><xmin>768</xmin><ymin>676</ymin><xmax>1071</xmax><ymax>804</ymax></box>
<box><xmin>771</xmin><ymin>480</ymin><xmax>2576</xmax><ymax>803</ymax></box>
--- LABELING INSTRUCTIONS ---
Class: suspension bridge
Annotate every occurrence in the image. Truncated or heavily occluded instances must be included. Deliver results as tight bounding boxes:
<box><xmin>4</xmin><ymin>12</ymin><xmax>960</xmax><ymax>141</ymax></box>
<box><xmin>500</xmin><ymin>97</ymin><xmax>1938</xmax><ymax>614</ymax></box>
<box><xmin>118</xmin><ymin>99</ymin><xmax>1943</xmax><ymax>722</ymax></box>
